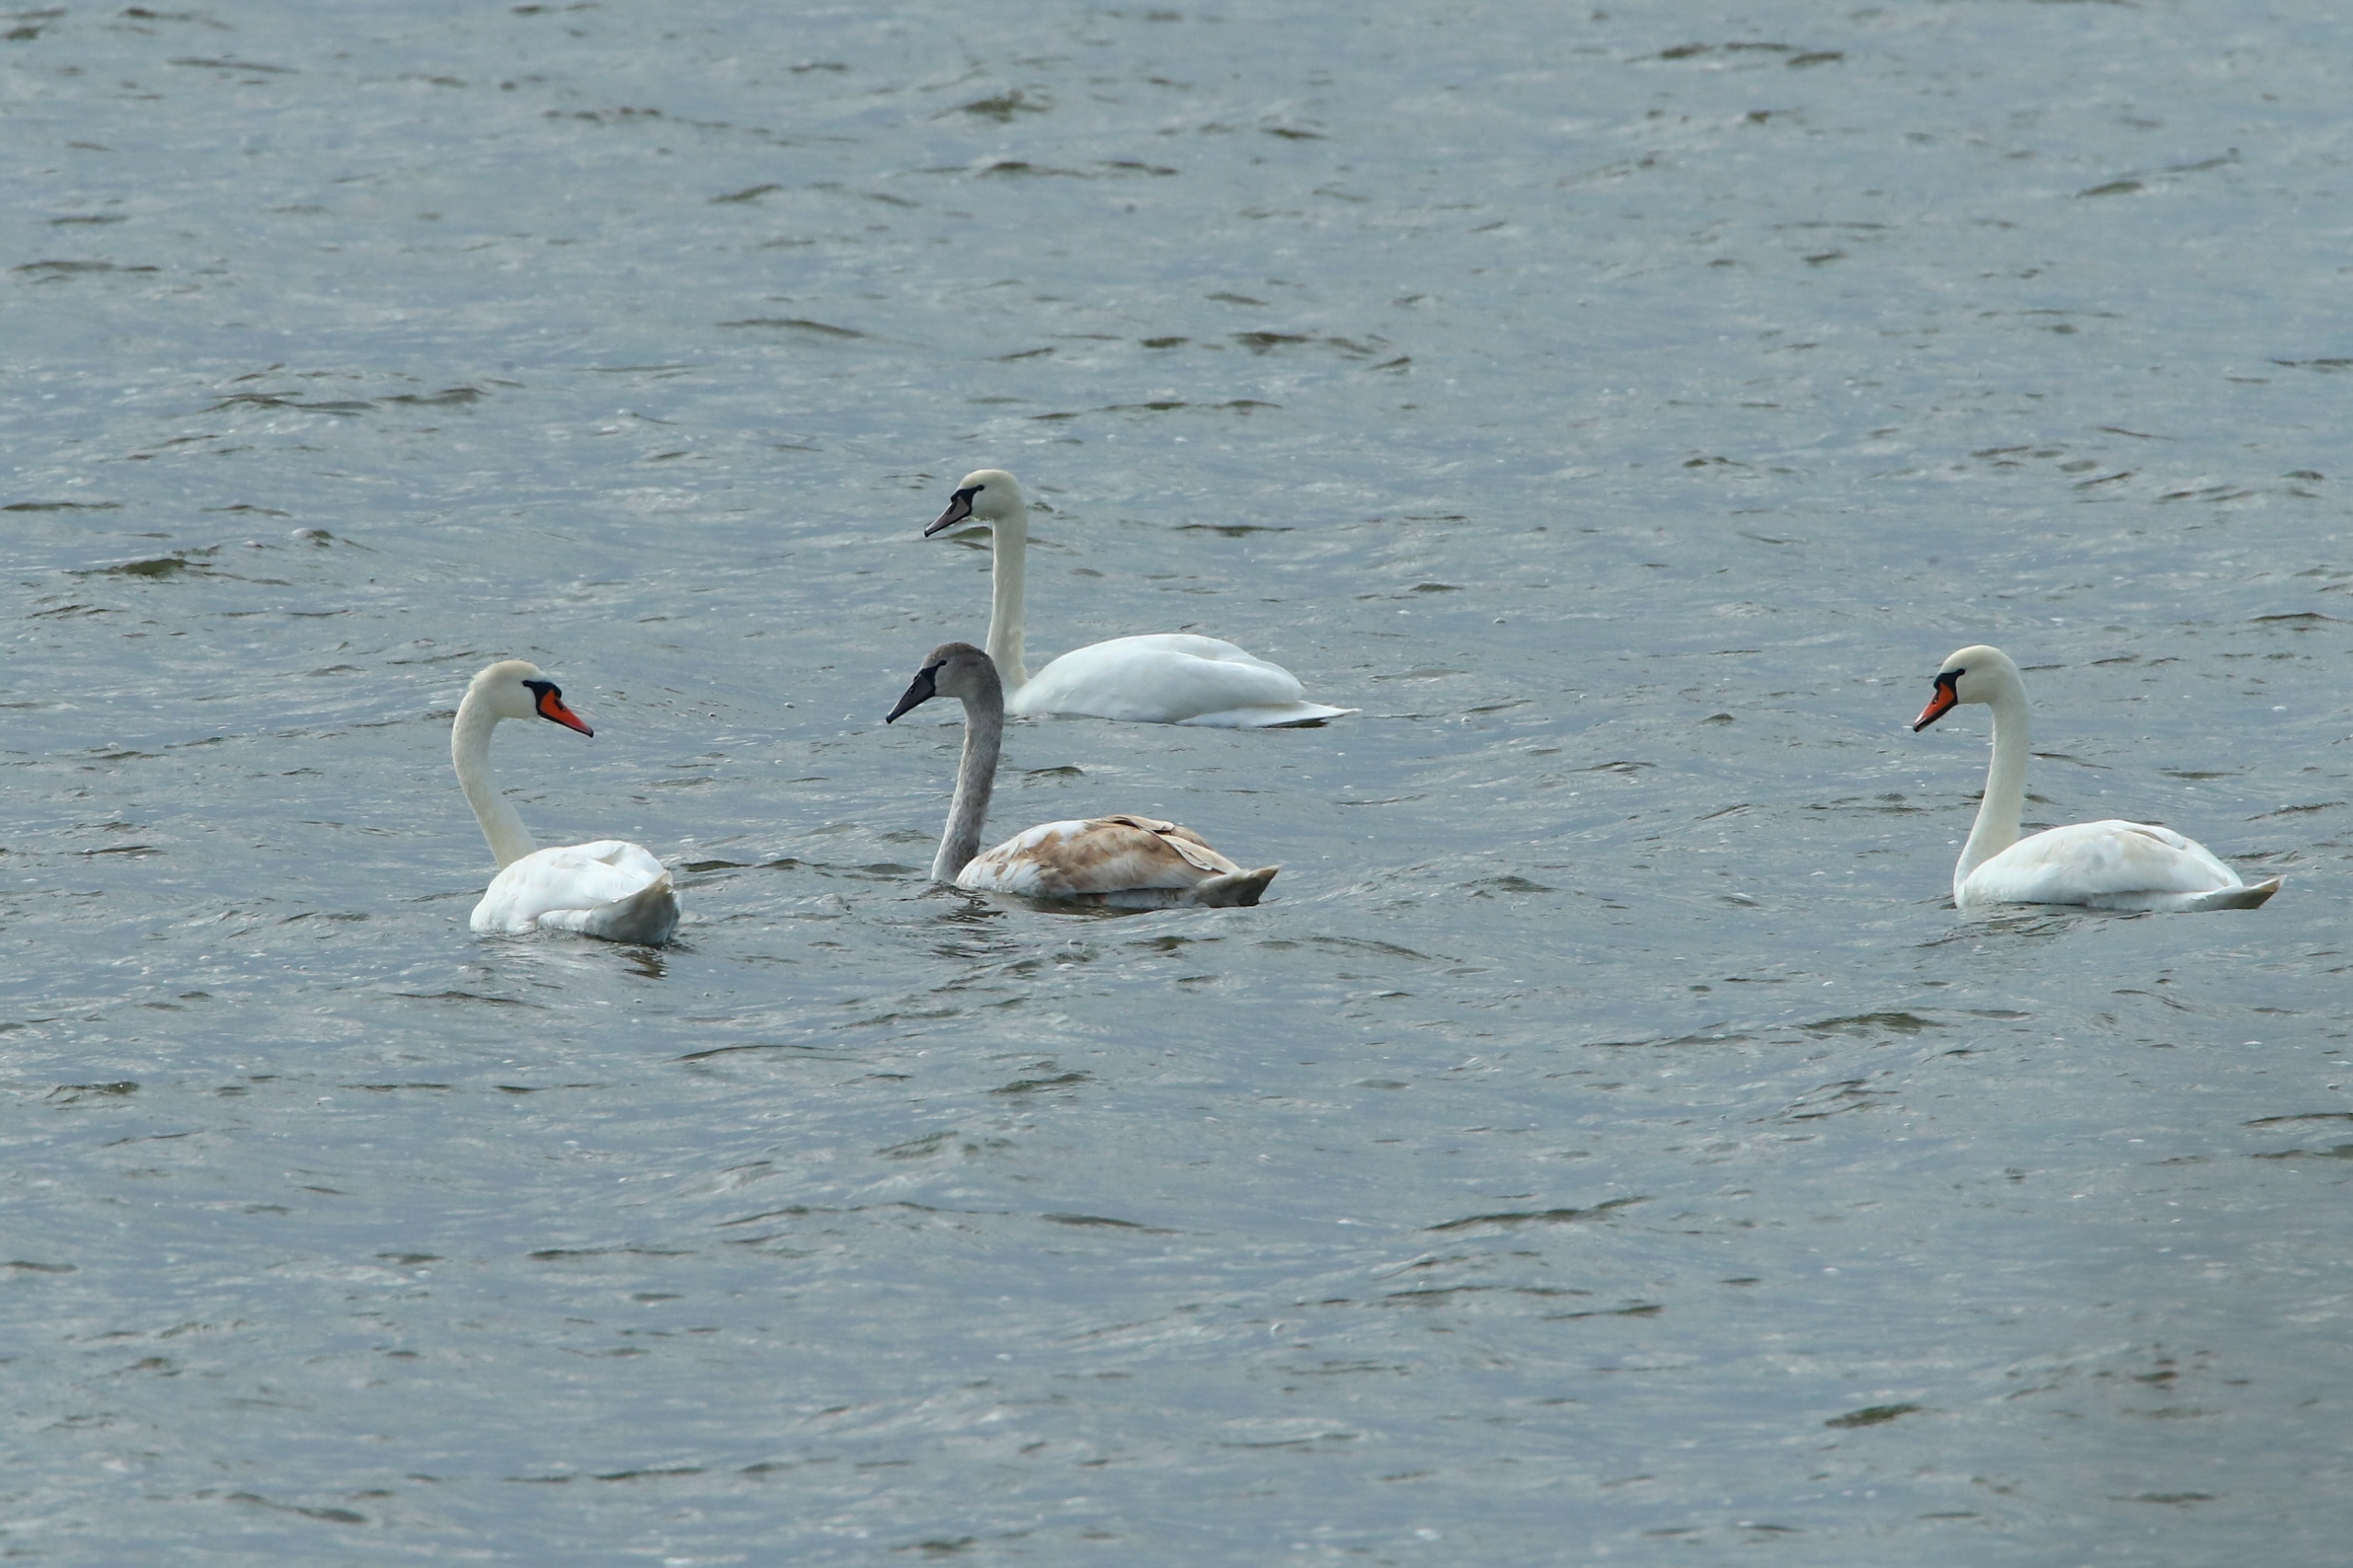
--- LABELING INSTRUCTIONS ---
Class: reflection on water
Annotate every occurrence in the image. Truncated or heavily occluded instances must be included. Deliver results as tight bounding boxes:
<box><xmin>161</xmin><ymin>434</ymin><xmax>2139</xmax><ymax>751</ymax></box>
<box><xmin>4</xmin><ymin>0</ymin><xmax>2351</xmax><ymax>1562</ymax></box>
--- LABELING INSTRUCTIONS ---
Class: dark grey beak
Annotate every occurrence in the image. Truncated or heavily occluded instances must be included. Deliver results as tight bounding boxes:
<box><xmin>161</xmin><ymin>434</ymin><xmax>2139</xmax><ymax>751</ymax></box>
<box><xmin>924</xmin><ymin>489</ymin><xmax>975</xmax><ymax>538</ymax></box>
<box><xmin>885</xmin><ymin>666</ymin><xmax>939</xmax><ymax>723</ymax></box>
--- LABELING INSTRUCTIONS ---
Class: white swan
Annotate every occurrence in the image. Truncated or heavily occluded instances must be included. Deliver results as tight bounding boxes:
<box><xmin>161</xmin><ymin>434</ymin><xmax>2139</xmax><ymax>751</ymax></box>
<box><xmin>924</xmin><ymin>468</ymin><xmax>1354</xmax><ymax>727</ymax></box>
<box><xmin>1911</xmin><ymin>644</ymin><xmax>2279</xmax><ymax>913</ymax></box>
<box><xmin>884</xmin><ymin>642</ymin><xmax>1279</xmax><ymax>907</ymax></box>
<box><xmin>451</xmin><ymin>660</ymin><xmax>680</xmax><ymax>943</ymax></box>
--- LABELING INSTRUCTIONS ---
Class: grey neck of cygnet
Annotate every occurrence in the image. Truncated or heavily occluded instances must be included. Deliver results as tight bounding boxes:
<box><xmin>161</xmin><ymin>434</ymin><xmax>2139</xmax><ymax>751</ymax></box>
<box><xmin>934</xmin><ymin>667</ymin><xmax>1006</xmax><ymax>883</ymax></box>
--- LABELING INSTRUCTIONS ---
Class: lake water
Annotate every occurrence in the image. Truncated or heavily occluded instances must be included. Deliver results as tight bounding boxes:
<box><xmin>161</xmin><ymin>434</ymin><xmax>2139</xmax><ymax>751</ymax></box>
<box><xmin>5</xmin><ymin>1</ymin><xmax>2350</xmax><ymax>1562</ymax></box>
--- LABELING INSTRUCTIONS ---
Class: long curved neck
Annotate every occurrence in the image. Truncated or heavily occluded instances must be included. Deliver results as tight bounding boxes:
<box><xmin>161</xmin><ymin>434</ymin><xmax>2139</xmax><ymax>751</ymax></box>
<box><xmin>935</xmin><ymin>683</ymin><xmax>1005</xmax><ymax>883</ymax></box>
<box><xmin>984</xmin><ymin>503</ymin><xmax>1030</xmax><ymax>690</ymax></box>
<box><xmin>1959</xmin><ymin>683</ymin><xmax>2029</xmax><ymax>892</ymax></box>
<box><xmin>451</xmin><ymin>690</ymin><xmax>538</xmax><ymax>869</ymax></box>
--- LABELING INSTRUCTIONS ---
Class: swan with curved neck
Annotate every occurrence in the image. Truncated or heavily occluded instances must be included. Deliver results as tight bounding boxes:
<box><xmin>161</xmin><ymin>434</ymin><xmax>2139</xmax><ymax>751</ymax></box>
<box><xmin>925</xmin><ymin>469</ymin><xmax>1354</xmax><ymax>727</ymax></box>
<box><xmin>884</xmin><ymin>642</ymin><xmax>1279</xmax><ymax>907</ymax></box>
<box><xmin>1912</xmin><ymin>644</ymin><xmax>2278</xmax><ymax>912</ymax></box>
<box><xmin>452</xmin><ymin>660</ymin><xmax>680</xmax><ymax>943</ymax></box>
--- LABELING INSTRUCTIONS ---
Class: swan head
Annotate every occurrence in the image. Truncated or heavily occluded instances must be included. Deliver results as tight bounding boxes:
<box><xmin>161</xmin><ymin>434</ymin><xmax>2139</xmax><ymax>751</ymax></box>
<box><xmin>467</xmin><ymin>658</ymin><xmax>595</xmax><ymax>736</ymax></box>
<box><xmin>884</xmin><ymin>642</ymin><xmax>1002</xmax><ymax>722</ymax></box>
<box><xmin>925</xmin><ymin>468</ymin><xmax>1023</xmax><ymax>537</ymax></box>
<box><xmin>1913</xmin><ymin>643</ymin><xmax>2019</xmax><ymax>732</ymax></box>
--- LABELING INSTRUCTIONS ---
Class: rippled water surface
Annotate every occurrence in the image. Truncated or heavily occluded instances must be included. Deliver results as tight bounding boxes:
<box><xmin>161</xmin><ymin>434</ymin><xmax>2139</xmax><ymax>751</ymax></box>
<box><xmin>6</xmin><ymin>2</ymin><xmax>2352</xmax><ymax>1562</ymax></box>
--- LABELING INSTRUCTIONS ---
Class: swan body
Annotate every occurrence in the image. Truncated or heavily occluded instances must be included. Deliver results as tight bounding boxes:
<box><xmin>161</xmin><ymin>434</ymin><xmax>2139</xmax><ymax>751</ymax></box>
<box><xmin>885</xmin><ymin>642</ymin><xmax>1279</xmax><ymax>908</ymax></box>
<box><xmin>453</xmin><ymin>660</ymin><xmax>680</xmax><ymax>944</ymax></box>
<box><xmin>472</xmin><ymin>840</ymin><xmax>680</xmax><ymax>940</ymax></box>
<box><xmin>1912</xmin><ymin>644</ymin><xmax>2279</xmax><ymax>913</ymax></box>
<box><xmin>926</xmin><ymin>469</ymin><xmax>1354</xmax><ymax>727</ymax></box>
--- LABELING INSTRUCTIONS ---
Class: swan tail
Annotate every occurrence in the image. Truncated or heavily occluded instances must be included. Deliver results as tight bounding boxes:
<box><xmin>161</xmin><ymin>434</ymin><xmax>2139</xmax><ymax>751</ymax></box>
<box><xmin>1190</xmin><ymin>865</ymin><xmax>1279</xmax><ymax>907</ymax></box>
<box><xmin>575</xmin><ymin>871</ymin><xmax>681</xmax><ymax>944</ymax></box>
<box><xmin>2184</xmin><ymin>877</ymin><xmax>2280</xmax><ymax>912</ymax></box>
<box><xmin>2093</xmin><ymin>877</ymin><xmax>2284</xmax><ymax>913</ymax></box>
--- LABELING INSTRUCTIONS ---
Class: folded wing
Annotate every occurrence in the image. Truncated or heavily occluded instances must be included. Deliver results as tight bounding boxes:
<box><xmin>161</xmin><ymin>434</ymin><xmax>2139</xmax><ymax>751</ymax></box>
<box><xmin>959</xmin><ymin>814</ymin><xmax>1275</xmax><ymax>906</ymax></box>
<box><xmin>1964</xmin><ymin>820</ymin><xmax>2249</xmax><ymax>909</ymax></box>
<box><xmin>1012</xmin><ymin>634</ymin><xmax>1351</xmax><ymax>726</ymax></box>
<box><xmin>472</xmin><ymin>840</ymin><xmax>678</xmax><ymax>941</ymax></box>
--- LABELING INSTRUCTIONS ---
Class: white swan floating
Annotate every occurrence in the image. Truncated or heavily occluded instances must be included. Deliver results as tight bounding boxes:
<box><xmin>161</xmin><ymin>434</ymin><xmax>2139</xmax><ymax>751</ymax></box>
<box><xmin>925</xmin><ymin>468</ymin><xmax>1354</xmax><ymax>727</ymax></box>
<box><xmin>1912</xmin><ymin>643</ymin><xmax>2279</xmax><ymax>913</ymax></box>
<box><xmin>451</xmin><ymin>660</ymin><xmax>680</xmax><ymax>943</ymax></box>
<box><xmin>885</xmin><ymin>642</ymin><xmax>1279</xmax><ymax>908</ymax></box>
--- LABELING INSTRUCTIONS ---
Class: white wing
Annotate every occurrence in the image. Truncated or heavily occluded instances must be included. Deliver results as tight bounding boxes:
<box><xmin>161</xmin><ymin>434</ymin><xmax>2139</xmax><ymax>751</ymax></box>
<box><xmin>1961</xmin><ymin>820</ymin><xmax>2247</xmax><ymax>910</ymax></box>
<box><xmin>472</xmin><ymin>840</ymin><xmax>678</xmax><ymax>942</ymax></box>
<box><xmin>1010</xmin><ymin>634</ymin><xmax>1352</xmax><ymax>726</ymax></box>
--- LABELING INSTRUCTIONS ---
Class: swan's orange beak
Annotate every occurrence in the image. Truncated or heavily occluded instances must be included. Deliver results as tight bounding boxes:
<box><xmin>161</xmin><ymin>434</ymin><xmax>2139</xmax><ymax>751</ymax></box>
<box><xmin>538</xmin><ymin>686</ymin><xmax>594</xmax><ymax>737</ymax></box>
<box><xmin>1912</xmin><ymin>676</ymin><xmax>1958</xmax><ymax>733</ymax></box>
<box><xmin>925</xmin><ymin>488</ymin><xmax>976</xmax><ymax>538</ymax></box>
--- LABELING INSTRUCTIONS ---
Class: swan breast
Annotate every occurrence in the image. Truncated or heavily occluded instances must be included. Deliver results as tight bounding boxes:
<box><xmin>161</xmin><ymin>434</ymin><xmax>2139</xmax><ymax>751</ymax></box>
<box><xmin>1959</xmin><ymin>819</ymin><xmax>2245</xmax><ymax>909</ymax></box>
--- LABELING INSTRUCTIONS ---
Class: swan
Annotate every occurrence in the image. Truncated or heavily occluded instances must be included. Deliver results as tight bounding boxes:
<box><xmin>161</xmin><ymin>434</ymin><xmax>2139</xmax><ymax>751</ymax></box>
<box><xmin>1911</xmin><ymin>644</ymin><xmax>2279</xmax><ymax>913</ymax></box>
<box><xmin>451</xmin><ymin>659</ymin><xmax>680</xmax><ymax>943</ymax></box>
<box><xmin>884</xmin><ymin>642</ymin><xmax>1279</xmax><ymax>907</ymax></box>
<box><xmin>924</xmin><ymin>468</ymin><xmax>1354</xmax><ymax>727</ymax></box>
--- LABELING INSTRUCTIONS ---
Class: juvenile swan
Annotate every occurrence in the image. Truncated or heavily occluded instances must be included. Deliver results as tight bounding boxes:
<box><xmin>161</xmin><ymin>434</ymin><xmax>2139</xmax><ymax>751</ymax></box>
<box><xmin>451</xmin><ymin>660</ymin><xmax>680</xmax><ymax>943</ymax></box>
<box><xmin>885</xmin><ymin>642</ymin><xmax>1279</xmax><ymax>907</ymax></box>
<box><xmin>1911</xmin><ymin>644</ymin><xmax>2279</xmax><ymax>913</ymax></box>
<box><xmin>925</xmin><ymin>468</ymin><xmax>1354</xmax><ymax>727</ymax></box>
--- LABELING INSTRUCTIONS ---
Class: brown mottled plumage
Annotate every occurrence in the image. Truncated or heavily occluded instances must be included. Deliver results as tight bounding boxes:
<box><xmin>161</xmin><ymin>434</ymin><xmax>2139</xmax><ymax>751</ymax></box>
<box><xmin>885</xmin><ymin>643</ymin><xmax>1279</xmax><ymax>908</ymax></box>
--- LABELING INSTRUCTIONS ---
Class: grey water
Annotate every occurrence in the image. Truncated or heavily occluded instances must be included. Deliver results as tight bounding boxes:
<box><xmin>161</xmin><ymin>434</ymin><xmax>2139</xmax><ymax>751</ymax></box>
<box><xmin>4</xmin><ymin>1</ymin><xmax>2349</xmax><ymax>1562</ymax></box>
